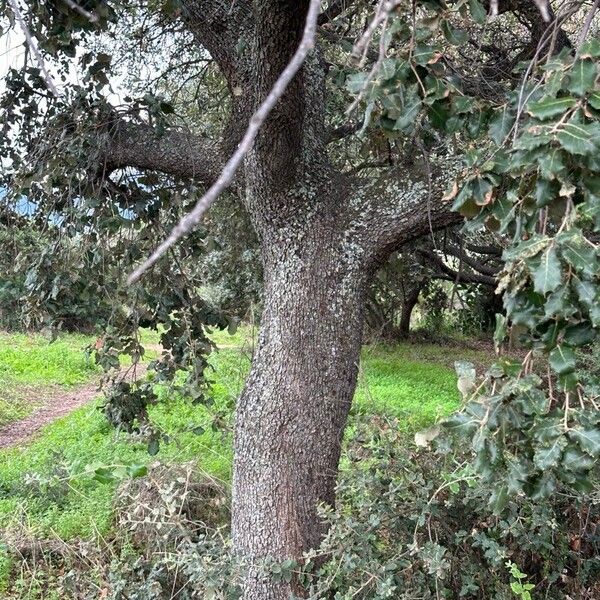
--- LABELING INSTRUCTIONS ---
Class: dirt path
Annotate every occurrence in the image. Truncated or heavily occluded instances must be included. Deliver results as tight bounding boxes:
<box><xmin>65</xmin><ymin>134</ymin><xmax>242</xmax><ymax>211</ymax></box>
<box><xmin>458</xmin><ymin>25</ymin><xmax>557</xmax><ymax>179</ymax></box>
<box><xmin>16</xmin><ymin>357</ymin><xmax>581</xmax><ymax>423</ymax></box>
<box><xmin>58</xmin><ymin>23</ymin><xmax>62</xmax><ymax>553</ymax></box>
<box><xmin>0</xmin><ymin>341</ymin><xmax>247</xmax><ymax>451</ymax></box>
<box><xmin>0</xmin><ymin>365</ymin><xmax>149</xmax><ymax>450</ymax></box>
<box><xmin>0</xmin><ymin>381</ymin><xmax>102</xmax><ymax>450</ymax></box>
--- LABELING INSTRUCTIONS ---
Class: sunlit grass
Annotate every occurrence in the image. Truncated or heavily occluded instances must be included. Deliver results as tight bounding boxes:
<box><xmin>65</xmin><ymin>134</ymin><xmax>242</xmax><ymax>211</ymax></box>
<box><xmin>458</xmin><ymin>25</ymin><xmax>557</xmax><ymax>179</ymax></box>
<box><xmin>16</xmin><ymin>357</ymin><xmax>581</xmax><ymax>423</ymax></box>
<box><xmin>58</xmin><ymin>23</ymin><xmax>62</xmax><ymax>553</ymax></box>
<box><xmin>0</xmin><ymin>332</ymin><xmax>98</xmax><ymax>427</ymax></box>
<box><xmin>0</xmin><ymin>329</ymin><xmax>489</xmax><ymax>539</ymax></box>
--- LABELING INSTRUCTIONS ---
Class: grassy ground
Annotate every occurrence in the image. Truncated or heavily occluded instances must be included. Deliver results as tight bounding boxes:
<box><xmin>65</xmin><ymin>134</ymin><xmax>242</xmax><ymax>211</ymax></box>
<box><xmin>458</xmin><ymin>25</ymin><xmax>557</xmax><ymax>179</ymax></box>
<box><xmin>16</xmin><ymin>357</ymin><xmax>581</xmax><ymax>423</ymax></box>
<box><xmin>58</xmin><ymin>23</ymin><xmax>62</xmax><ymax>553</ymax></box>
<box><xmin>0</xmin><ymin>332</ymin><xmax>98</xmax><ymax>427</ymax></box>
<box><xmin>0</xmin><ymin>327</ymin><xmax>488</xmax><ymax>540</ymax></box>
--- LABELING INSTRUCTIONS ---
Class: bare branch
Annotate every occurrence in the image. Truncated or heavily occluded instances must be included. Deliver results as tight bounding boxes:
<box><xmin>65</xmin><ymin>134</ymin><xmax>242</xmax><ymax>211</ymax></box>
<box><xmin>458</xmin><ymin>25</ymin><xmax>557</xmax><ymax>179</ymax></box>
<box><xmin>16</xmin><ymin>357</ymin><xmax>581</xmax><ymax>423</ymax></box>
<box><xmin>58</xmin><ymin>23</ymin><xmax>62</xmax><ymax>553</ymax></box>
<box><xmin>61</xmin><ymin>0</ymin><xmax>99</xmax><ymax>23</ymax></box>
<box><xmin>128</xmin><ymin>0</ymin><xmax>322</xmax><ymax>284</ymax></box>
<box><xmin>351</xmin><ymin>0</ymin><xmax>400</xmax><ymax>66</ymax></box>
<box><xmin>576</xmin><ymin>0</ymin><xmax>599</xmax><ymax>56</ymax></box>
<box><xmin>7</xmin><ymin>0</ymin><xmax>59</xmax><ymax>98</ymax></box>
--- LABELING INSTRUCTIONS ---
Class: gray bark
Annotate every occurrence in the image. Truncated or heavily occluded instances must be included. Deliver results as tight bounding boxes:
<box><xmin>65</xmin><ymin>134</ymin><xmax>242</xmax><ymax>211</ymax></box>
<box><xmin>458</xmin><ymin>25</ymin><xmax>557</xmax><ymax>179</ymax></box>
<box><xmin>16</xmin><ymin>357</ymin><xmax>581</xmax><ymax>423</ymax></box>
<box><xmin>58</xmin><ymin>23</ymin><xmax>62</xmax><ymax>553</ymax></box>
<box><xmin>233</xmin><ymin>216</ymin><xmax>368</xmax><ymax>599</ymax></box>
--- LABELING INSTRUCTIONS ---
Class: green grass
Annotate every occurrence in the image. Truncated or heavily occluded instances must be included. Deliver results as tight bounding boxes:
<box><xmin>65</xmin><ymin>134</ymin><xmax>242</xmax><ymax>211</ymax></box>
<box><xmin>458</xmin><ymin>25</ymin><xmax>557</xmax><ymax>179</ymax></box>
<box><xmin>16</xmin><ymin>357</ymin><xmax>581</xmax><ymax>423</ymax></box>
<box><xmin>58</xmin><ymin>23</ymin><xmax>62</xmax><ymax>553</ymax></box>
<box><xmin>353</xmin><ymin>341</ymin><xmax>488</xmax><ymax>431</ymax></box>
<box><xmin>208</xmin><ymin>323</ymin><xmax>256</xmax><ymax>349</ymax></box>
<box><xmin>0</xmin><ymin>323</ymin><xmax>251</xmax><ymax>428</ymax></box>
<box><xmin>0</xmin><ymin>347</ymin><xmax>247</xmax><ymax>538</ymax></box>
<box><xmin>0</xmin><ymin>330</ymin><xmax>488</xmax><ymax>540</ymax></box>
<box><xmin>0</xmin><ymin>332</ymin><xmax>98</xmax><ymax>427</ymax></box>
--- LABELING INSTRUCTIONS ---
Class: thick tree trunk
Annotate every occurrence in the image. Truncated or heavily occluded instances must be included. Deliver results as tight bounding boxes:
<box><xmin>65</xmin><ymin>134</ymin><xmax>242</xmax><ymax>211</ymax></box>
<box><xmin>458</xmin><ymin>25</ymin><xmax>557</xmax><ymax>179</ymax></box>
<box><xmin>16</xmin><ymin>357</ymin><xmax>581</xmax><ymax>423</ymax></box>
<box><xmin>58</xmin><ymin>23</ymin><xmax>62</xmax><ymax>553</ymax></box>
<box><xmin>232</xmin><ymin>224</ymin><xmax>367</xmax><ymax>599</ymax></box>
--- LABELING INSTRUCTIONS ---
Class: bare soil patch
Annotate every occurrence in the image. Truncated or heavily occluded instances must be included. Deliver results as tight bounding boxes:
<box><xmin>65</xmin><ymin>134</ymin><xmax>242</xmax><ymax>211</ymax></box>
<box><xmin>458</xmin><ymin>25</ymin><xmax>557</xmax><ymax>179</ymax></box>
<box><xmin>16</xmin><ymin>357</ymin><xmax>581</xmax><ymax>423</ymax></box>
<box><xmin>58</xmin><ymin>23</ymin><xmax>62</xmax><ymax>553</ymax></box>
<box><xmin>0</xmin><ymin>365</ymin><xmax>148</xmax><ymax>449</ymax></box>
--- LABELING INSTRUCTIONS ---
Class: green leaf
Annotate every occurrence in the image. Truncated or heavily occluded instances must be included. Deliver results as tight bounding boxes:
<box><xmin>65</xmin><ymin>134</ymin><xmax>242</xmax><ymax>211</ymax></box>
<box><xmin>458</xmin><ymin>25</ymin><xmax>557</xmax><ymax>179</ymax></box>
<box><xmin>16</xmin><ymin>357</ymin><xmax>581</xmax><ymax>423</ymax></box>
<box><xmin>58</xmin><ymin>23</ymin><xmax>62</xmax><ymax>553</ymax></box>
<box><xmin>379</xmin><ymin>58</ymin><xmax>397</xmax><ymax>81</ymax></box>
<box><xmin>558</xmin><ymin>230</ymin><xmax>597</xmax><ymax>278</ymax></box>
<box><xmin>574</xmin><ymin>277</ymin><xmax>596</xmax><ymax>308</ymax></box>
<box><xmin>428</xmin><ymin>100</ymin><xmax>450</xmax><ymax>129</ymax></box>
<box><xmin>413</xmin><ymin>43</ymin><xmax>438</xmax><ymax>66</ymax></box>
<box><xmin>489</xmin><ymin>485</ymin><xmax>509</xmax><ymax>515</ymax></box>
<box><xmin>514</xmin><ymin>128</ymin><xmax>553</xmax><ymax>150</ymax></box>
<box><xmin>493</xmin><ymin>313</ymin><xmax>507</xmax><ymax>350</ymax></box>
<box><xmin>531</xmin><ymin>417</ymin><xmax>563</xmax><ymax>443</ymax></box>
<box><xmin>346</xmin><ymin>72</ymin><xmax>368</xmax><ymax>94</ymax></box>
<box><xmin>394</xmin><ymin>84</ymin><xmax>421</xmax><ymax>132</ymax></box>
<box><xmin>532</xmin><ymin>245</ymin><xmax>562</xmax><ymax>295</ymax></box>
<box><xmin>93</xmin><ymin>467</ymin><xmax>115</xmax><ymax>485</ymax></box>
<box><xmin>503</xmin><ymin>235</ymin><xmax>550</xmax><ymax>261</ymax></box>
<box><xmin>441</xmin><ymin>21</ymin><xmax>468</xmax><ymax>46</ymax></box>
<box><xmin>569</xmin><ymin>428</ymin><xmax>600</xmax><ymax>457</ymax></box>
<box><xmin>566</xmin><ymin>59</ymin><xmax>598</xmax><ymax>97</ymax></box>
<box><xmin>535</xmin><ymin>178</ymin><xmax>560</xmax><ymax>209</ymax></box>
<box><xmin>548</xmin><ymin>344</ymin><xmax>576</xmax><ymax>375</ymax></box>
<box><xmin>563</xmin><ymin>323</ymin><xmax>596</xmax><ymax>347</ymax></box>
<box><xmin>556</xmin><ymin>122</ymin><xmax>598</xmax><ymax>155</ymax></box>
<box><xmin>579</xmin><ymin>39</ymin><xmax>600</xmax><ymax>58</ymax></box>
<box><xmin>533</xmin><ymin>437</ymin><xmax>566</xmax><ymax>470</ymax></box>
<box><xmin>558</xmin><ymin>371</ymin><xmax>578</xmax><ymax>392</ymax></box>
<box><xmin>127</xmin><ymin>464</ymin><xmax>148</xmax><ymax>478</ymax></box>
<box><xmin>529</xmin><ymin>474</ymin><xmax>555</xmax><ymax>500</ymax></box>
<box><xmin>472</xmin><ymin>176</ymin><xmax>494</xmax><ymax>205</ymax></box>
<box><xmin>468</xmin><ymin>0</ymin><xmax>487</xmax><ymax>24</ymax></box>
<box><xmin>488</xmin><ymin>107</ymin><xmax>515</xmax><ymax>145</ymax></box>
<box><xmin>562</xmin><ymin>446</ymin><xmax>596</xmax><ymax>471</ymax></box>
<box><xmin>443</xmin><ymin>412</ymin><xmax>478</xmax><ymax>436</ymax></box>
<box><xmin>574</xmin><ymin>278</ymin><xmax>600</xmax><ymax>325</ymax></box>
<box><xmin>537</xmin><ymin>149</ymin><xmax>566</xmax><ymax>180</ymax></box>
<box><xmin>588</xmin><ymin>91</ymin><xmax>600</xmax><ymax>110</ymax></box>
<box><xmin>423</xmin><ymin>75</ymin><xmax>449</xmax><ymax>103</ymax></box>
<box><xmin>526</xmin><ymin>96</ymin><xmax>577</xmax><ymax>119</ymax></box>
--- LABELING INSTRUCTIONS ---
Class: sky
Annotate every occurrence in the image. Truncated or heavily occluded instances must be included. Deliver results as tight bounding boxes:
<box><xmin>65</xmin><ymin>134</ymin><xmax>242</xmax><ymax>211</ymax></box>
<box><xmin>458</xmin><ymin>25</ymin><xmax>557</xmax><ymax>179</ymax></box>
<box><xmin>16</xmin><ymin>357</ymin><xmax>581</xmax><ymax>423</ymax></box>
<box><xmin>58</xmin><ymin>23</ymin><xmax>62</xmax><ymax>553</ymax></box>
<box><xmin>0</xmin><ymin>29</ymin><xmax>24</xmax><ymax>89</ymax></box>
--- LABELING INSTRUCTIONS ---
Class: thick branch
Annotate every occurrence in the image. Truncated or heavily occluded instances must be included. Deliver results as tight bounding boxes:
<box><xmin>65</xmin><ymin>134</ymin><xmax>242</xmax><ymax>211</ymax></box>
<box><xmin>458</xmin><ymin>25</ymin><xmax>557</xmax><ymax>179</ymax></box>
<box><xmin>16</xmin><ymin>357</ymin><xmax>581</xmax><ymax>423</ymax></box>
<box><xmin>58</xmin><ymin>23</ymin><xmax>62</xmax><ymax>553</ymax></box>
<box><xmin>445</xmin><ymin>244</ymin><xmax>501</xmax><ymax>277</ymax></box>
<box><xmin>352</xmin><ymin>155</ymin><xmax>464</xmax><ymax>266</ymax></box>
<box><xmin>103</xmin><ymin>121</ymin><xmax>223</xmax><ymax>184</ymax></box>
<box><xmin>464</xmin><ymin>241</ymin><xmax>502</xmax><ymax>256</ymax></box>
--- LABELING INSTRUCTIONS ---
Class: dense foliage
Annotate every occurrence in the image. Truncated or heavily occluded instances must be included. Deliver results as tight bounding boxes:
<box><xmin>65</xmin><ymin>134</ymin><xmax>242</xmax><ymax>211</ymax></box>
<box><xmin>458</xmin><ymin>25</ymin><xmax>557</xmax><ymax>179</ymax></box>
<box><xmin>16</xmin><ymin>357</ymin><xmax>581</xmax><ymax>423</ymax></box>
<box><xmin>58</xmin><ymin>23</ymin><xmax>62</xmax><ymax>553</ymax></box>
<box><xmin>343</xmin><ymin>0</ymin><xmax>600</xmax><ymax>502</ymax></box>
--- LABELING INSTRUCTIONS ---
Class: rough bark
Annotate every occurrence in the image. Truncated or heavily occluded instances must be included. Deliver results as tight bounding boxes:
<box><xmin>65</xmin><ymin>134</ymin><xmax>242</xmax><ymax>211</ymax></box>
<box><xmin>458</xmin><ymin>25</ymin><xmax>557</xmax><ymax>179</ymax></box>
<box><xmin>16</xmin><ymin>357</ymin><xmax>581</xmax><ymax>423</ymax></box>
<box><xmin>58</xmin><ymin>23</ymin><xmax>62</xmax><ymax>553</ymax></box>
<box><xmin>103</xmin><ymin>120</ymin><xmax>223</xmax><ymax>183</ymax></box>
<box><xmin>233</xmin><ymin>215</ymin><xmax>368</xmax><ymax>599</ymax></box>
<box><xmin>94</xmin><ymin>3</ymin><xmax>462</xmax><ymax>598</ymax></box>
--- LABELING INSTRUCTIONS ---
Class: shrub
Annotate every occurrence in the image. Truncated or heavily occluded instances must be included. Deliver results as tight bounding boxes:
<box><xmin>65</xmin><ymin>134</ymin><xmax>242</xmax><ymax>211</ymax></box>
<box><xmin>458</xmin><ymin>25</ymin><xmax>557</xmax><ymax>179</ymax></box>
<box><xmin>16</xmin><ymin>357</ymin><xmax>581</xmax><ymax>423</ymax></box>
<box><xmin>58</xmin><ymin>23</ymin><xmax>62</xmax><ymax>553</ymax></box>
<box><xmin>307</xmin><ymin>419</ymin><xmax>600</xmax><ymax>599</ymax></box>
<box><xmin>4</xmin><ymin>419</ymin><xmax>598</xmax><ymax>599</ymax></box>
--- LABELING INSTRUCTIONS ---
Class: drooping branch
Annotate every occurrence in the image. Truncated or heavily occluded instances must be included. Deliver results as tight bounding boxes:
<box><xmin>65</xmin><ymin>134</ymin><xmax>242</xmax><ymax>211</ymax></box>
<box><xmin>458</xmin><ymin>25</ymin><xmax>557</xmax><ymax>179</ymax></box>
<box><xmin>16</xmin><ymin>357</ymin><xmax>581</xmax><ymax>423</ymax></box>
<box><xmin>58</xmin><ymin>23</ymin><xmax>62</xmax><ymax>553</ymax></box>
<box><xmin>7</xmin><ymin>0</ymin><xmax>60</xmax><ymax>98</ymax></box>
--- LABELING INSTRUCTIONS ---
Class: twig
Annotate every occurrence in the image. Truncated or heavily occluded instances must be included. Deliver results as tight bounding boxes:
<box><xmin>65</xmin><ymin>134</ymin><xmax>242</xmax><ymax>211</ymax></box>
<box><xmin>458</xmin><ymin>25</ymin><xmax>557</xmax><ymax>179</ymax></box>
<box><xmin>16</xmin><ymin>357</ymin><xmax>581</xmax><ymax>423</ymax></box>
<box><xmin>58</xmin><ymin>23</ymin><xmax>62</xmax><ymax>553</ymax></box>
<box><xmin>352</xmin><ymin>0</ymin><xmax>400</xmax><ymax>66</ymax></box>
<box><xmin>575</xmin><ymin>0</ymin><xmax>600</xmax><ymax>57</ymax></box>
<box><xmin>6</xmin><ymin>0</ymin><xmax>60</xmax><ymax>98</ymax></box>
<box><xmin>346</xmin><ymin>14</ymin><xmax>389</xmax><ymax>116</ymax></box>
<box><xmin>62</xmin><ymin>0</ymin><xmax>99</xmax><ymax>23</ymax></box>
<box><xmin>128</xmin><ymin>0</ymin><xmax>322</xmax><ymax>284</ymax></box>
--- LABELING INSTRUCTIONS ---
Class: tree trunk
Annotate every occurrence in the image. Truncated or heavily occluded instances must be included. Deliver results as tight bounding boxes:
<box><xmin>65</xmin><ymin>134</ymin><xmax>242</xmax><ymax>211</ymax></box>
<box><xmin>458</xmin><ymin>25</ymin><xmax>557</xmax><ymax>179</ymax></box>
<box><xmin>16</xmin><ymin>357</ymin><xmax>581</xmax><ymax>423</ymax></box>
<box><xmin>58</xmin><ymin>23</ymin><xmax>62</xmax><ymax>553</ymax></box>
<box><xmin>399</xmin><ymin>283</ymin><xmax>422</xmax><ymax>338</ymax></box>
<box><xmin>232</xmin><ymin>224</ymin><xmax>367</xmax><ymax>599</ymax></box>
